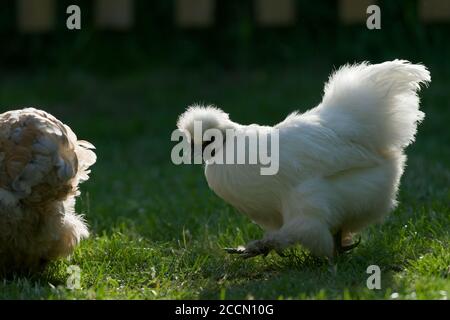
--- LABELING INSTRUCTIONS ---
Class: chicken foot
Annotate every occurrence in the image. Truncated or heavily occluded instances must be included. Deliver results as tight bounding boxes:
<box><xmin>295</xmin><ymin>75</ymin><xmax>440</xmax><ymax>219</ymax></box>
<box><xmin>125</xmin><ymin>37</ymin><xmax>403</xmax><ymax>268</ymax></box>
<box><xmin>224</xmin><ymin>217</ymin><xmax>335</xmax><ymax>259</ymax></box>
<box><xmin>225</xmin><ymin>219</ymin><xmax>361</xmax><ymax>260</ymax></box>
<box><xmin>333</xmin><ymin>230</ymin><xmax>361</xmax><ymax>256</ymax></box>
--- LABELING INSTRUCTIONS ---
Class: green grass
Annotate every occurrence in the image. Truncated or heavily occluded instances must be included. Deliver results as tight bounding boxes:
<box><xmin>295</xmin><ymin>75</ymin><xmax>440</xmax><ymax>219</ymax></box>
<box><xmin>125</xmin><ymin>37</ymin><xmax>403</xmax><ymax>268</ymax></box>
<box><xmin>0</xmin><ymin>62</ymin><xmax>448</xmax><ymax>299</ymax></box>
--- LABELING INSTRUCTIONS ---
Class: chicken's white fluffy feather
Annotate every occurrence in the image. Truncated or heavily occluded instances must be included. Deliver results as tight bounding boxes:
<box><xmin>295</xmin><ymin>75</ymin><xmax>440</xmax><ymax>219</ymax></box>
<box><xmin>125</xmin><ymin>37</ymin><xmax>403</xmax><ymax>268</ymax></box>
<box><xmin>0</xmin><ymin>108</ymin><xmax>96</xmax><ymax>273</ymax></box>
<box><xmin>177</xmin><ymin>60</ymin><xmax>430</xmax><ymax>258</ymax></box>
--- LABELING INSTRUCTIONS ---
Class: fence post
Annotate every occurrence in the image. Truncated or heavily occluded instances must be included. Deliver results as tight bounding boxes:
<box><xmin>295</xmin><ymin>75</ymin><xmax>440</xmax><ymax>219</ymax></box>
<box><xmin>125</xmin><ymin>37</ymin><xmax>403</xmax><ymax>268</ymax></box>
<box><xmin>255</xmin><ymin>0</ymin><xmax>296</xmax><ymax>26</ymax></box>
<box><xmin>419</xmin><ymin>0</ymin><xmax>450</xmax><ymax>22</ymax></box>
<box><xmin>175</xmin><ymin>0</ymin><xmax>215</xmax><ymax>28</ymax></box>
<box><xmin>95</xmin><ymin>0</ymin><xmax>134</xmax><ymax>30</ymax></box>
<box><xmin>17</xmin><ymin>0</ymin><xmax>56</xmax><ymax>33</ymax></box>
<box><xmin>339</xmin><ymin>0</ymin><xmax>376</xmax><ymax>24</ymax></box>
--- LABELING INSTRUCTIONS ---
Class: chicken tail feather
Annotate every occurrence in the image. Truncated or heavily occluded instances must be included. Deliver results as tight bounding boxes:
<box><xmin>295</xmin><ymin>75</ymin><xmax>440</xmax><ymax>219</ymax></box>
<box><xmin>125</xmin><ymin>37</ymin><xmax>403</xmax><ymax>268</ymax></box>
<box><xmin>318</xmin><ymin>60</ymin><xmax>430</xmax><ymax>152</ymax></box>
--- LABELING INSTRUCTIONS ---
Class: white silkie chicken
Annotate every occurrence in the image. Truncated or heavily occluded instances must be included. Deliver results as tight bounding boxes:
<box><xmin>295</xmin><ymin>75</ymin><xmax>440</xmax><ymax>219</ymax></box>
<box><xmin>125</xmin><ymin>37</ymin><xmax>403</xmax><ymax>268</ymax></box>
<box><xmin>0</xmin><ymin>108</ymin><xmax>96</xmax><ymax>273</ymax></box>
<box><xmin>177</xmin><ymin>60</ymin><xmax>430</xmax><ymax>259</ymax></box>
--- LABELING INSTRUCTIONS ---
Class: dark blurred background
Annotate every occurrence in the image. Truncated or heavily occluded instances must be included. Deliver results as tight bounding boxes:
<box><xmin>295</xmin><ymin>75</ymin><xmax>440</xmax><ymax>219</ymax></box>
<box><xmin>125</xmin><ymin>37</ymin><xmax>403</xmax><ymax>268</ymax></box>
<box><xmin>1</xmin><ymin>0</ymin><xmax>449</xmax><ymax>178</ymax></box>
<box><xmin>1</xmin><ymin>0</ymin><xmax>449</xmax><ymax>74</ymax></box>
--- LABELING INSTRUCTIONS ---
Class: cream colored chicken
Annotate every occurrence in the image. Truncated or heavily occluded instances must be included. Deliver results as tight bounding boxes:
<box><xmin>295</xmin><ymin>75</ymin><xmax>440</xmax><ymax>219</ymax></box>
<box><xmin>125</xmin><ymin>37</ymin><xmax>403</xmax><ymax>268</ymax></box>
<box><xmin>0</xmin><ymin>108</ymin><xmax>96</xmax><ymax>273</ymax></box>
<box><xmin>177</xmin><ymin>60</ymin><xmax>430</xmax><ymax>260</ymax></box>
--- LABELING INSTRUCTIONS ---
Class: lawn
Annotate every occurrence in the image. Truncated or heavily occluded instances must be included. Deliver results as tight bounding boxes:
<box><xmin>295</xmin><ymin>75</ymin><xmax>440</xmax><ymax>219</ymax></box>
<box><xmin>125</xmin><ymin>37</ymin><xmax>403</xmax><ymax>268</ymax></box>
<box><xmin>0</xmin><ymin>62</ymin><xmax>449</xmax><ymax>299</ymax></box>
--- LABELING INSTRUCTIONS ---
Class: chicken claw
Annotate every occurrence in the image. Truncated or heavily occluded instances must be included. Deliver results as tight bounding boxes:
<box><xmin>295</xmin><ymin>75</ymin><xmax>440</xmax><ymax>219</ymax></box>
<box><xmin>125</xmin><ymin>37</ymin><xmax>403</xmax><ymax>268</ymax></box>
<box><xmin>223</xmin><ymin>246</ymin><xmax>247</xmax><ymax>254</ymax></box>
<box><xmin>224</xmin><ymin>240</ymin><xmax>288</xmax><ymax>259</ymax></box>
<box><xmin>224</xmin><ymin>240</ymin><xmax>271</xmax><ymax>259</ymax></box>
<box><xmin>333</xmin><ymin>230</ymin><xmax>361</xmax><ymax>255</ymax></box>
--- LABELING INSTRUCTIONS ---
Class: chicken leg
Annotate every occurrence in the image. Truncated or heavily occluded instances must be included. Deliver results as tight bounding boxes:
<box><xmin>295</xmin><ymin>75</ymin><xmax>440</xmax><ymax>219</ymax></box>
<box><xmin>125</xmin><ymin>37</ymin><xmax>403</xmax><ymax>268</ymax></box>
<box><xmin>225</xmin><ymin>218</ymin><xmax>361</xmax><ymax>259</ymax></box>
<box><xmin>225</xmin><ymin>217</ymin><xmax>333</xmax><ymax>258</ymax></box>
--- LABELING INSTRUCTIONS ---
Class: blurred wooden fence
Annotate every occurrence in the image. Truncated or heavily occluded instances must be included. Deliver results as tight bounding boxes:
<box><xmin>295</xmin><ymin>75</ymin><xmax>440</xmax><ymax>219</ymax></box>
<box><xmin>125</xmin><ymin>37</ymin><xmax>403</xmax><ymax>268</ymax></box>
<box><xmin>16</xmin><ymin>0</ymin><xmax>450</xmax><ymax>33</ymax></box>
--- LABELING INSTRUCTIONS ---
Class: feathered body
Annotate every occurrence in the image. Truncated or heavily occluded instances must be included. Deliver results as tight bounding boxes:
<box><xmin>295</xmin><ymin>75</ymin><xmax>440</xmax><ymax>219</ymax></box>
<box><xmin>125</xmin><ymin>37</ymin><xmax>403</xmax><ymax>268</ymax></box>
<box><xmin>0</xmin><ymin>108</ymin><xmax>96</xmax><ymax>273</ymax></box>
<box><xmin>178</xmin><ymin>60</ymin><xmax>430</xmax><ymax>258</ymax></box>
